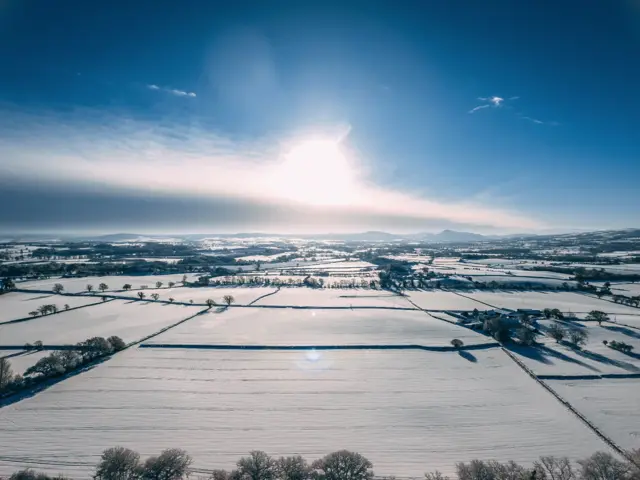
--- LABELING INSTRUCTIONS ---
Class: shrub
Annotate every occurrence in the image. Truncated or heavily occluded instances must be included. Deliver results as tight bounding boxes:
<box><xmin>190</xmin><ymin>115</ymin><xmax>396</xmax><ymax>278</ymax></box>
<box><xmin>608</xmin><ymin>340</ymin><xmax>633</xmax><ymax>353</ymax></box>
<box><xmin>108</xmin><ymin>336</ymin><xmax>126</xmax><ymax>351</ymax></box>
<box><xmin>450</xmin><ymin>339</ymin><xmax>464</xmax><ymax>349</ymax></box>
<box><xmin>52</xmin><ymin>283</ymin><xmax>64</xmax><ymax>294</ymax></box>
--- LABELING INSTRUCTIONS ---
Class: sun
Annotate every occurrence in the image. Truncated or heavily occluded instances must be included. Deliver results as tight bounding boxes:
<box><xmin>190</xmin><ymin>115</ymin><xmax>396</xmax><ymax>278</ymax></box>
<box><xmin>271</xmin><ymin>138</ymin><xmax>358</xmax><ymax>206</ymax></box>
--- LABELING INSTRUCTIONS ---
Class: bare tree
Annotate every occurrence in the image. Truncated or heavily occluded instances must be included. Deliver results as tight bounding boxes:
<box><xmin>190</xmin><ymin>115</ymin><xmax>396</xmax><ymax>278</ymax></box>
<box><xmin>138</xmin><ymin>292</ymin><xmax>146</xmax><ymax>300</ymax></box>
<box><xmin>64</xmin><ymin>304</ymin><xmax>70</xmax><ymax>311</ymax></box>
<box><xmin>223</xmin><ymin>295</ymin><xmax>235</xmax><ymax>306</ymax></box>
<box><xmin>533</xmin><ymin>456</ymin><xmax>575</xmax><ymax>480</ymax></box>
<box><xmin>151</xmin><ymin>293</ymin><xmax>160</xmax><ymax>301</ymax></box>
<box><xmin>577</xmin><ymin>452</ymin><xmax>630</xmax><ymax>480</ymax></box>
<box><xmin>206</xmin><ymin>299</ymin><xmax>216</xmax><ymax>308</ymax></box>
<box><xmin>29</xmin><ymin>311</ymin><xmax>39</xmax><ymax>317</ymax></box>
<box><xmin>237</xmin><ymin>451</ymin><xmax>276</xmax><ymax>480</ymax></box>
<box><xmin>95</xmin><ymin>446</ymin><xmax>142</xmax><ymax>480</ymax></box>
<box><xmin>87</xmin><ymin>284</ymin><xmax>94</xmax><ymax>293</ymax></box>
<box><xmin>424</xmin><ymin>473</ymin><xmax>450</xmax><ymax>480</ymax></box>
<box><xmin>276</xmin><ymin>456</ymin><xmax>310</xmax><ymax>480</ymax></box>
<box><xmin>568</xmin><ymin>328</ymin><xmax>589</xmax><ymax>349</ymax></box>
<box><xmin>156</xmin><ymin>282</ymin><xmax>163</xmax><ymax>289</ymax></box>
<box><xmin>53</xmin><ymin>283</ymin><xmax>64</xmax><ymax>294</ymax></box>
<box><xmin>168</xmin><ymin>282</ymin><xmax>175</xmax><ymax>288</ymax></box>
<box><xmin>0</xmin><ymin>357</ymin><xmax>14</xmax><ymax>391</ymax></box>
<box><xmin>99</xmin><ymin>283</ymin><xmax>109</xmax><ymax>293</ymax></box>
<box><xmin>546</xmin><ymin>323</ymin><xmax>566</xmax><ymax>343</ymax></box>
<box><xmin>142</xmin><ymin>449</ymin><xmax>192</xmax><ymax>480</ymax></box>
<box><xmin>450</xmin><ymin>339</ymin><xmax>464</xmax><ymax>349</ymax></box>
<box><xmin>123</xmin><ymin>284</ymin><xmax>132</xmax><ymax>291</ymax></box>
<box><xmin>311</xmin><ymin>451</ymin><xmax>373</xmax><ymax>480</ymax></box>
<box><xmin>586</xmin><ymin>311</ymin><xmax>609</xmax><ymax>326</ymax></box>
<box><xmin>516</xmin><ymin>327</ymin><xmax>536</xmax><ymax>346</ymax></box>
<box><xmin>169</xmin><ymin>298</ymin><xmax>175</xmax><ymax>303</ymax></box>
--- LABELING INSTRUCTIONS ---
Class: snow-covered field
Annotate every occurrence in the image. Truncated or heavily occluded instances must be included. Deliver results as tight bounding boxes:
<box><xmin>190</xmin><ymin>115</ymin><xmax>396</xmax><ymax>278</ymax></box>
<box><xmin>406</xmin><ymin>291</ymin><xmax>487</xmax><ymax>311</ymax></box>
<box><xmin>0</xmin><ymin>292</ymin><xmax>102</xmax><ymax>323</ymax></box>
<box><xmin>145</xmin><ymin>307</ymin><xmax>492</xmax><ymax>347</ymax></box>
<box><xmin>0</xmin><ymin>348</ymin><xmax>611</xmax><ymax>478</ymax></box>
<box><xmin>17</xmin><ymin>274</ymin><xmax>200</xmax><ymax>293</ymax></box>
<box><xmin>461</xmin><ymin>291</ymin><xmax>640</xmax><ymax>316</ymax></box>
<box><xmin>253</xmin><ymin>288</ymin><xmax>414</xmax><ymax>308</ymax></box>
<box><xmin>0</xmin><ymin>301</ymin><xmax>202</xmax><ymax>346</ymax></box>
<box><xmin>549</xmin><ymin>378</ymin><xmax>640</xmax><ymax>450</ymax></box>
<box><xmin>118</xmin><ymin>286</ymin><xmax>278</xmax><ymax>306</ymax></box>
<box><xmin>609</xmin><ymin>282</ymin><xmax>640</xmax><ymax>297</ymax></box>
<box><xmin>2</xmin><ymin>350</ymin><xmax>50</xmax><ymax>375</ymax></box>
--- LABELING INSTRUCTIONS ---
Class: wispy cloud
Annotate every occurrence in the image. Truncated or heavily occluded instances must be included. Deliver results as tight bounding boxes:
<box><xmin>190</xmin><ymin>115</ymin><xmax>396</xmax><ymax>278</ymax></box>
<box><xmin>0</xmin><ymin>109</ymin><xmax>544</xmax><ymax>232</ymax></box>
<box><xmin>469</xmin><ymin>95</ymin><xmax>515</xmax><ymax>113</ymax></box>
<box><xmin>518</xmin><ymin>114</ymin><xmax>559</xmax><ymax>126</ymax></box>
<box><xmin>147</xmin><ymin>84</ymin><xmax>196</xmax><ymax>98</ymax></box>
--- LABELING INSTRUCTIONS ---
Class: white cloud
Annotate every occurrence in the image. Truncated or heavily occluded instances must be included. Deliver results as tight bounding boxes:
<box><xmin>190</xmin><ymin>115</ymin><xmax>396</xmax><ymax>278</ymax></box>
<box><xmin>147</xmin><ymin>84</ymin><xmax>196</xmax><ymax>98</ymax></box>
<box><xmin>469</xmin><ymin>95</ymin><xmax>510</xmax><ymax>113</ymax></box>
<box><xmin>468</xmin><ymin>104</ymin><xmax>491</xmax><ymax>114</ymax></box>
<box><xmin>0</xmin><ymin>111</ymin><xmax>544</xmax><ymax>232</ymax></box>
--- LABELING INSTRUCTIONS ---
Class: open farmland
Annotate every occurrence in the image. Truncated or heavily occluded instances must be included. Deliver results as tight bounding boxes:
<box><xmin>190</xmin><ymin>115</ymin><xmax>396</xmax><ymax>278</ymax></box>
<box><xmin>144</xmin><ymin>307</ymin><xmax>493</xmax><ymax>347</ymax></box>
<box><xmin>0</xmin><ymin>292</ymin><xmax>101</xmax><ymax>323</ymax></box>
<box><xmin>0</xmin><ymin>348</ymin><xmax>611</xmax><ymax>477</ymax></box>
<box><xmin>548</xmin><ymin>378</ymin><xmax>640</xmax><ymax>450</ymax></box>
<box><xmin>406</xmin><ymin>290</ymin><xmax>487</xmax><ymax>311</ymax></box>
<box><xmin>253</xmin><ymin>288</ymin><xmax>413</xmax><ymax>308</ymax></box>
<box><xmin>17</xmin><ymin>274</ymin><xmax>199</xmax><ymax>293</ymax></box>
<box><xmin>460</xmin><ymin>291</ymin><xmax>640</xmax><ymax>316</ymax></box>
<box><xmin>119</xmin><ymin>286</ymin><xmax>278</xmax><ymax>305</ymax></box>
<box><xmin>0</xmin><ymin>300</ymin><xmax>202</xmax><ymax>346</ymax></box>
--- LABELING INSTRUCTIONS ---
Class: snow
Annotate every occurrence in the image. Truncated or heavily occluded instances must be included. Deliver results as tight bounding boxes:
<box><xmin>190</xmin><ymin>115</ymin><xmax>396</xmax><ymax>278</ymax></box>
<box><xmin>406</xmin><ymin>291</ymin><xmax>487</xmax><ymax>311</ymax></box>
<box><xmin>0</xmin><ymin>348</ymin><xmax>611</xmax><ymax>478</ymax></box>
<box><xmin>253</xmin><ymin>288</ymin><xmax>414</xmax><ymax>308</ymax></box>
<box><xmin>460</xmin><ymin>291</ymin><xmax>640</xmax><ymax>316</ymax></box>
<box><xmin>118</xmin><ymin>287</ymin><xmax>278</xmax><ymax>306</ymax></box>
<box><xmin>548</xmin><ymin>378</ymin><xmax>640</xmax><ymax>450</ymax></box>
<box><xmin>609</xmin><ymin>282</ymin><xmax>640</xmax><ymax>297</ymax></box>
<box><xmin>146</xmin><ymin>307</ymin><xmax>492</xmax><ymax>347</ymax></box>
<box><xmin>18</xmin><ymin>274</ymin><xmax>200</xmax><ymax>293</ymax></box>
<box><xmin>0</xmin><ymin>301</ymin><xmax>202</xmax><ymax>346</ymax></box>
<box><xmin>0</xmin><ymin>292</ymin><xmax>102</xmax><ymax>323</ymax></box>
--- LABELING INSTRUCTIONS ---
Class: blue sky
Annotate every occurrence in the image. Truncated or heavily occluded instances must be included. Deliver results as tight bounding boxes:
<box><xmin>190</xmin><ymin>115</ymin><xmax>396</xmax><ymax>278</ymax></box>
<box><xmin>1</xmin><ymin>0</ymin><xmax>639</xmax><ymax>234</ymax></box>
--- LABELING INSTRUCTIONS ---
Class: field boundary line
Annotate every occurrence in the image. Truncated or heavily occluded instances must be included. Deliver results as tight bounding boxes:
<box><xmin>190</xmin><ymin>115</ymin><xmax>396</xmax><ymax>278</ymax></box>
<box><xmin>246</xmin><ymin>287</ymin><xmax>281</xmax><ymax>306</ymax></box>
<box><xmin>138</xmin><ymin>342</ymin><xmax>500</xmax><ymax>351</ymax></box>
<box><xmin>0</xmin><ymin>298</ymin><xmax>114</xmax><ymax>326</ymax></box>
<box><xmin>444</xmin><ymin>290</ymin><xmax>501</xmax><ymax>309</ymax></box>
<box><xmin>500</xmin><ymin>346</ymin><xmax>635</xmax><ymax>464</ymax></box>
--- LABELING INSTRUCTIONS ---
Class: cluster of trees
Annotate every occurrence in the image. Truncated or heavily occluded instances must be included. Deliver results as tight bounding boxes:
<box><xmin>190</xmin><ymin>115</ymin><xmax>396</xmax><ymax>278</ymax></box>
<box><xmin>604</xmin><ymin>340</ymin><xmax>634</xmax><ymax>354</ymax></box>
<box><xmin>4</xmin><ymin>448</ymin><xmax>640</xmax><ymax>480</ymax></box>
<box><xmin>0</xmin><ymin>336</ymin><xmax>125</xmax><ymax>396</ymax></box>
<box><xmin>545</xmin><ymin>322</ymin><xmax>589</xmax><ymax>348</ymax></box>
<box><xmin>202</xmin><ymin>275</ymin><xmax>381</xmax><ymax>290</ymax></box>
<box><xmin>27</xmin><ymin>303</ymin><xmax>70</xmax><ymax>317</ymax></box>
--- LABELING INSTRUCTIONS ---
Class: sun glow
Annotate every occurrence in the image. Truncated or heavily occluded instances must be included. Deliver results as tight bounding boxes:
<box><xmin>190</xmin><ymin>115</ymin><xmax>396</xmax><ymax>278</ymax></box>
<box><xmin>270</xmin><ymin>138</ymin><xmax>359</xmax><ymax>206</ymax></box>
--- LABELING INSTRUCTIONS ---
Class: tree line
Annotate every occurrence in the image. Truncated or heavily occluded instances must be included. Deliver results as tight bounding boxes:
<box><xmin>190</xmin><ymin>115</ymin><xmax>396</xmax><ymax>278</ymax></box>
<box><xmin>0</xmin><ymin>336</ymin><xmax>125</xmax><ymax>397</ymax></box>
<box><xmin>3</xmin><ymin>447</ymin><xmax>639</xmax><ymax>480</ymax></box>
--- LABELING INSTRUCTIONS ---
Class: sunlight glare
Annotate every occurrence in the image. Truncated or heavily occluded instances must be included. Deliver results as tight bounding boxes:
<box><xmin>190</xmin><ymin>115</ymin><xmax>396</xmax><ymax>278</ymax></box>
<box><xmin>271</xmin><ymin>138</ymin><xmax>358</xmax><ymax>206</ymax></box>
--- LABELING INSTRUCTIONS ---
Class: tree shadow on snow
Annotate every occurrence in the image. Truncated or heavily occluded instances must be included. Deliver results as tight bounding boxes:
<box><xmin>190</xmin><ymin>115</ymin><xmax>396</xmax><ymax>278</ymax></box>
<box><xmin>571</xmin><ymin>347</ymin><xmax>639</xmax><ymax>372</ymax></box>
<box><xmin>505</xmin><ymin>344</ymin><xmax>553</xmax><ymax>365</ymax></box>
<box><xmin>457</xmin><ymin>350</ymin><xmax>477</xmax><ymax>363</ymax></box>
<box><xmin>602</xmin><ymin>324</ymin><xmax>640</xmax><ymax>340</ymax></box>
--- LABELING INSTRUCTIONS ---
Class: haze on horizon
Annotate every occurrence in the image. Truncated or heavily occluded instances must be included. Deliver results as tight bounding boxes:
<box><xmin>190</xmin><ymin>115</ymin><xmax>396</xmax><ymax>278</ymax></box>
<box><xmin>1</xmin><ymin>0</ymin><xmax>639</xmax><ymax>234</ymax></box>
